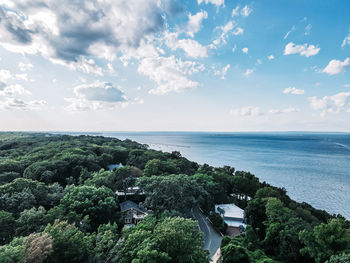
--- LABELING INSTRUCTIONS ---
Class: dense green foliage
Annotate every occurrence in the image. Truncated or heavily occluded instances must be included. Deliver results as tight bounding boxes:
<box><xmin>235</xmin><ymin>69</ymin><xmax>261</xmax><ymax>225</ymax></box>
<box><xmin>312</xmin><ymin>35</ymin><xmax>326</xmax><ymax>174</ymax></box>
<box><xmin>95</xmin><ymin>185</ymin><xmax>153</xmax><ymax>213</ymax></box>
<box><xmin>221</xmin><ymin>186</ymin><xmax>350</xmax><ymax>263</ymax></box>
<box><xmin>117</xmin><ymin>215</ymin><xmax>209</xmax><ymax>263</ymax></box>
<box><xmin>0</xmin><ymin>133</ymin><xmax>348</xmax><ymax>263</ymax></box>
<box><xmin>139</xmin><ymin>174</ymin><xmax>208</xmax><ymax>215</ymax></box>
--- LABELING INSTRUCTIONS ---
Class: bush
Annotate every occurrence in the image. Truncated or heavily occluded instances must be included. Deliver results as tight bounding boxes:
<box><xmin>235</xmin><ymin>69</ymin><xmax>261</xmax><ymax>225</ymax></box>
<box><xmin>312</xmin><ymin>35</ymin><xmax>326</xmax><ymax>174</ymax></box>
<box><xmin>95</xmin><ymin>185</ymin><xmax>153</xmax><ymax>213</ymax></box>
<box><xmin>209</xmin><ymin>212</ymin><xmax>227</xmax><ymax>234</ymax></box>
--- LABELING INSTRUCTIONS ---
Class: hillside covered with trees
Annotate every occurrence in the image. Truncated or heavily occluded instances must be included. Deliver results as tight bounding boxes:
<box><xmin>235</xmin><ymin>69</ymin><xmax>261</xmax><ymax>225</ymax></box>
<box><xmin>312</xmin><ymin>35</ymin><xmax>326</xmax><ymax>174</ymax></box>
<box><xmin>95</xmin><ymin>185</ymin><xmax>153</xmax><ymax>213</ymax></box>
<box><xmin>0</xmin><ymin>133</ymin><xmax>349</xmax><ymax>263</ymax></box>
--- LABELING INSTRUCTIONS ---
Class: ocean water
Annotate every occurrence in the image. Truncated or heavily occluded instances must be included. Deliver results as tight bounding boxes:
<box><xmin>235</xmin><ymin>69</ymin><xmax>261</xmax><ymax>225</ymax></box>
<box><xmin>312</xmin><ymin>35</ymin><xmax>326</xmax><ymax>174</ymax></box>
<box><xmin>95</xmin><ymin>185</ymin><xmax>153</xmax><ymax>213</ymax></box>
<box><xmin>74</xmin><ymin>132</ymin><xmax>350</xmax><ymax>218</ymax></box>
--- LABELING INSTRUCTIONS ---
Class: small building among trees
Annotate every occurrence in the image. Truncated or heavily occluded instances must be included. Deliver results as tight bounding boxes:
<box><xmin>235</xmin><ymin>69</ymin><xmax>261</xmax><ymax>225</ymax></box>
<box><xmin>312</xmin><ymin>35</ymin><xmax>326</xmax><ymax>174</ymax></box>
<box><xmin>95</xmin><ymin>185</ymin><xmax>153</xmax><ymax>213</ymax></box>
<box><xmin>120</xmin><ymin>200</ymin><xmax>148</xmax><ymax>225</ymax></box>
<box><xmin>215</xmin><ymin>203</ymin><xmax>246</xmax><ymax>236</ymax></box>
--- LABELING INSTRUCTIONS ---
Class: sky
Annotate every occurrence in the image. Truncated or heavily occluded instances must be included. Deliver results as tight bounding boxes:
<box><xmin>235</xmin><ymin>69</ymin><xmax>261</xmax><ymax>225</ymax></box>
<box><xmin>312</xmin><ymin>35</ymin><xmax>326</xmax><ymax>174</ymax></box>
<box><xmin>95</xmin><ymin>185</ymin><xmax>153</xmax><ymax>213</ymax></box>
<box><xmin>0</xmin><ymin>0</ymin><xmax>349</xmax><ymax>132</ymax></box>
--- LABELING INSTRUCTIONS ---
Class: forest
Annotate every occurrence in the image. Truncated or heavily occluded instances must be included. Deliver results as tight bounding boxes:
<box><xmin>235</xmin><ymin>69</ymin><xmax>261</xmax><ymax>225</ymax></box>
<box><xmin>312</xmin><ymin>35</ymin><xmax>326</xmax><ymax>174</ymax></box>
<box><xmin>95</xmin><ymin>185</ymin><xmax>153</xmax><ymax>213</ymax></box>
<box><xmin>0</xmin><ymin>132</ymin><xmax>349</xmax><ymax>263</ymax></box>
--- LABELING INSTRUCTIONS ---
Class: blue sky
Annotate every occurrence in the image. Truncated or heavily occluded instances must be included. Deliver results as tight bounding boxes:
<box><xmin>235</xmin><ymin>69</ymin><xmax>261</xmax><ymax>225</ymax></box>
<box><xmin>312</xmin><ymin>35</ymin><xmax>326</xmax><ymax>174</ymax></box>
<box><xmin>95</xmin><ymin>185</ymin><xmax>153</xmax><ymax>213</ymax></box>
<box><xmin>0</xmin><ymin>0</ymin><xmax>349</xmax><ymax>131</ymax></box>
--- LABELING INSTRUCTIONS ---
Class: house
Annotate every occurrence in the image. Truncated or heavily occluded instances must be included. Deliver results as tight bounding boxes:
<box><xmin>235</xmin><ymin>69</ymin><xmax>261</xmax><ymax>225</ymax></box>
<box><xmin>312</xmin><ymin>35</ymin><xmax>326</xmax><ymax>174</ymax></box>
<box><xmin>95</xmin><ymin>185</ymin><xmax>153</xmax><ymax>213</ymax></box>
<box><xmin>108</xmin><ymin>163</ymin><xmax>123</xmax><ymax>171</ymax></box>
<box><xmin>120</xmin><ymin>200</ymin><xmax>148</xmax><ymax>225</ymax></box>
<box><xmin>116</xmin><ymin>186</ymin><xmax>144</xmax><ymax>197</ymax></box>
<box><xmin>215</xmin><ymin>203</ymin><xmax>246</xmax><ymax>236</ymax></box>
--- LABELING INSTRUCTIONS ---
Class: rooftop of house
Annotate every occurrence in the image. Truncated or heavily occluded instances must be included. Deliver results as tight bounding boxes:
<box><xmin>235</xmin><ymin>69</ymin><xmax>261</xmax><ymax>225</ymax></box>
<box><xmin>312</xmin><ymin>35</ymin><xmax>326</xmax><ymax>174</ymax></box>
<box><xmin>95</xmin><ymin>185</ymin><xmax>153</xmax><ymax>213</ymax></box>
<box><xmin>215</xmin><ymin>203</ymin><xmax>244</xmax><ymax>219</ymax></box>
<box><xmin>120</xmin><ymin>200</ymin><xmax>147</xmax><ymax>213</ymax></box>
<box><xmin>116</xmin><ymin>186</ymin><xmax>144</xmax><ymax>196</ymax></box>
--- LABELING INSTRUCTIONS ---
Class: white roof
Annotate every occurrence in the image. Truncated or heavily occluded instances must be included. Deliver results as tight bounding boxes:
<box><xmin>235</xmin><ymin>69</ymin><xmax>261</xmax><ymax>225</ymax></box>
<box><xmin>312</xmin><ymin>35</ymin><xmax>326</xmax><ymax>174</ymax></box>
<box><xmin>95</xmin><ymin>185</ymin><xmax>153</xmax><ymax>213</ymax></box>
<box><xmin>224</xmin><ymin>219</ymin><xmax>246</xmax><ymax>227</ymax></box>
<box><xmin>215</xmin><ymin>203</ymin><xmax>244</xmax><ymax>219</ymax></box>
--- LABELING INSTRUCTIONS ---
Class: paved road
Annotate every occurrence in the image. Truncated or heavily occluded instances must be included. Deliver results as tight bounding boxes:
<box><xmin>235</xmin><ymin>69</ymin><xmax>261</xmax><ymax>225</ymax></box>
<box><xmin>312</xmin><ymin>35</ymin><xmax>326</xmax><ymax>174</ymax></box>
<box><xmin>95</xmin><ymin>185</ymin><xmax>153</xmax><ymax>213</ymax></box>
<box><xmin>192</xmin><ymin>207</ymin><xmax>222</xmax><ymax>258</ymax></box>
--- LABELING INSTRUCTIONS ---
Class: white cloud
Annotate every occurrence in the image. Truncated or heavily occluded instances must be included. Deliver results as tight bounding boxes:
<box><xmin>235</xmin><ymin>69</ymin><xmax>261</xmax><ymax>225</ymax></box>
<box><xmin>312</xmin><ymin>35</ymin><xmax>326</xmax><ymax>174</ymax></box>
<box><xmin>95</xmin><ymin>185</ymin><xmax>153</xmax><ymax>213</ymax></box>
<box><xmin>74</xmin><ymin>81</ymin><xmax>127</xmax><ymax>103</ymax></box>
<box><xmin>232</xmin><ymin>6</ymin><xmax>240</xmax><ymax>17</ymax></box>
<box><xmin>0</xmin><ymin>98</ymin><xmax>46</xmax><ymax>110</ymax></box>
<box><xmin>268</xmin><ymin>107</ymin><xmax>298</xmax><ymax>114</ymax></box>
<box><xmin>232</xmin><ymin>5</ymin><xmax>252</xmax><ymax>17</ymax></box>
<box><xmin>66</xmin><ymin>56</ymin><xmax>104</xmax><ymax>76</ymax></box>
<box><xmin>15</xmin><ymin>73</ymin><xmax>31</xmax><ymax>82</ymax></box>
<box><xmin>341</xmin><ymin>32</ymin><xmax>350</xmax><ymax>47</ymax></box>
<box><xmin>230</xmin><ymin>106</ymin><xmax>260</xmax><ymax>117</ymax></box>
<box><xmin>186</xmin><ymin>11</ymin><xmax>208</xmax><ymax>38</ymax></box>
<box><xmin>304</xmin><ymin>24</ymin><xmax>312</xmax><ymax>36</ymax></box>
<box><xmin>119</xmin><ymin>38</ymin><xmax>161</xmax><ymax>66</ymax></box>
<box><xmin>64</xmin><ymin>98</ymin><xmax>91</xmax><ymax>111</ymax></box>
<box><xmin>138</xmin><ymin>55</ymin><xmax>203</xmax><ymax>95</ymax></box>
<box><xmin>268</xmin><ymin>54</ymin><xmax>274</xmax><ymax>60</ymax></box>
<box><xmin>88</xmin><ymin>42</ymin><xmax>118</xmax><ymax>62</ymax></box>
<box><xmin>244</xmin><ymin>68</ymin><xmax>254</xmax><ymax>77</ymax></box>
<box><xmin>283</xmin><ymin>87</ymin><xmax>305</xmax><ymax>95</ymax></box>
<box><xmin>213</xmin><ymin>64</ymin><xmax>230</xmax><ymax>79</ymax></box>
<box><xmin>197</xmin><ymin>0</ymin><xmax>225</xmax><ymax>7</ymax></box>
<box><xmin>65</xmin><ymin>81</ymin><xmax>128</xmax><ymax>111</ymax></box>
<box><xmin>0</xmin><ymin>68</ymin><xmax>33</xmax><ymax>82</ymax></box>
<box><xmin>107</xmin><ymin>63</ymin><xmax>115</xmax><ymax>74</ymax></box>
<box><xmin>214</xmin><ymin>21</ymin><xmax>234</xmax><ymax>45</ymax></box>
<box><xmin>233</xmin><ymin>27</ymin><xmax>244</xmax><ymax>36</ymax></box>
<box><xmin>0</xmin><ymin>69</ymin><xmax>12</xmax><ymax>82</ymax></box>
<box><xmin>0</xmin><ymin>0</ymin><xmax>168</xmax><ymax>73</ymax></box>
<box><xmin>283</xmin><ymin>26</ymin><xmax>296</xmax><ymax>40</ymax></box>
<box><xmin>322</xmin><ymin>58</ymin><xmax>350</xmax><ymax>75</ymax></box>
<box><xmin>211</xmin><ymin>21</ymin><xmax>243</xmax><ymax>47</ymax></box>
<box><xmin>18</xmin><ymin>62</ymin><xmax>33</xmax><ymax>72</ymax></box>
<box><xmin>232</xmin><ymin>44</ymin><xmax>237</xmax><ymax>53</ymax></box>
<box><xmin>309</xmin><ymin>92</ymin><xmax>350</xmax><ymax>116</ymax></box>
<box><xmin>230</xmin><ymin>106</ymin><xmax>298</xmax><ymax>117</ymax></box>
<box><xmin>242</xmin><ymin>47</ymin><xmax>248</xmax><ymax>54</ymax></box>
<box><xmin>28</xmin><ymin>100</ymin><xmax>47</xmax><ymax>107</ymax></box>
<box><xmin>164</xmin><ymin>32</ymin><xmax>208</xmax><ymax>58</ymax></box>
<box><xmin>65</xmin><ymin>96</ymin><xmax>142</xmax><ymax>111</ymax></box>
<box><xmin>241</xmin><ymin>5</ymin><xmax>252</xmax><ymax>17</ymax></box>
<box><xmin>0</xmin><ymin>84</ymin><xmax>31</xmax><ymax>96</ymax></box>
<box><xmin>344</xmin><ymin>84</ymin><xmax>350</xmax><ymax>88</ymax></box>
<box><xmin>284</xmin><ymin>42</ymin><xmax>320</xmax><ymax>57</ymax></box>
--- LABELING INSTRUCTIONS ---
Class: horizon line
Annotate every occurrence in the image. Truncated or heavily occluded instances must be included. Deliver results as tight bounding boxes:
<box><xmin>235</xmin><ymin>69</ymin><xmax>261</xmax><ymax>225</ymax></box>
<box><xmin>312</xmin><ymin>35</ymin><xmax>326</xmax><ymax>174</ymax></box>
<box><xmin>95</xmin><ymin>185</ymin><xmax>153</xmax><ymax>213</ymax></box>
<box><xmin>1</xmin><ymin>130</ymin><xmax>350</xmax><ymax>134</ymax></box>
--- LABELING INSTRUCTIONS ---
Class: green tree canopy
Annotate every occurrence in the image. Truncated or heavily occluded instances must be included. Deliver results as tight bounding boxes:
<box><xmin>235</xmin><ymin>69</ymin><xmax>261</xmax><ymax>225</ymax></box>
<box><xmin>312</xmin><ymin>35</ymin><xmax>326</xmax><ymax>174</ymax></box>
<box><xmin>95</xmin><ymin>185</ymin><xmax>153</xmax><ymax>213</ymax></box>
<box><xmin>299</xmin><ymin>218</ymin><xmax>350</xmax><ymax>263</ymax></box>
<box><xmin>117</xmin><ymin>216</ymin><xmax>209</xmax><ymax>263</ymax></box>
<box><xmin>44</xmin><ymin>220</ymin><xmax>93</xmax><ymax>263</ymax></box>
<box><xmin>0</xmin><ymin>210</ymin><xmax>15</xmax><ymax>245</ymax></box>
<box><xmin>139</xmin><ymin>174</ymin><xmax>208</xmax><ymax>215</ymax></box>
<box><xmin>16</xmin><ymin>206</ymin><xmax>48</xmax><ymax>237</ymax></box>
<box><xmin>60</xmin><ymin>185</ymin><xmax>118</xmax><ymax>230</ymax></box>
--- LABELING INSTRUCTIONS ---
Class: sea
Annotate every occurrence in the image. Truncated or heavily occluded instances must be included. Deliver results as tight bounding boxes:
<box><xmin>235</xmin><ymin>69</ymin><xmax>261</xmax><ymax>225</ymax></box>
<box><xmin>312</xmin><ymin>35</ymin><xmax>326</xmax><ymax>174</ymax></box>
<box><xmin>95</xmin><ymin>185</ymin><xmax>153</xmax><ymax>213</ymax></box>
<box><xmin>63</xmin><ymin>131</ymin><xmax>350</xmax><ymax>218</ymax></box>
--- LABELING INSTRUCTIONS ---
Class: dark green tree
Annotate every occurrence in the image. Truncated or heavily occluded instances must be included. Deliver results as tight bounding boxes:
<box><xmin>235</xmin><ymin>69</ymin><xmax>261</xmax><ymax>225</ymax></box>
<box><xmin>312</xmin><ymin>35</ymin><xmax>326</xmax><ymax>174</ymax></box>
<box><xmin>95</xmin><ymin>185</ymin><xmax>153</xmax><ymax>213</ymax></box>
<box><xmin>94</xmin><ymin>222</ymin><xmax>119</xmax><ymax>262</ymax></box>
<box><xmin>221</xmin><ymin>242</ymin><xmax>250</xmax><ymax>263</ymax></box>
<box><xmin>44</xmin><ymin>220</ymin><xmax>93</xmax><ymax>263</ymax></box>
<box><xmin>60</xmin><ymin>185</ymin><xmax>118</xmax><ymax>230</ymax></box>
<box><xmin>16</xmin><ymin>206</ymin><xmax>48</xmax><ymax>237</ymax></box>
<box><xmin>139</xmin><ymin>174</ymin><xmax>208</xmax><ymax>215</ymax></box>
<box><xmin>325</xmin><ymin>253</ymin><xmax>350</xmax><ymax>263</ymax></box>
<box><xmin>154</xmin><ymin>217</ymin><xmax>209</xmax><ymax>263</ymax></box>
<box><xmin>0</xmin><ymin>237</ymin><xmax>25</xmax><ymax>263</ymax></box>
<box><xmin>0</xmin><ymin>210</ymin><xmax>15</xmax><ymax>245</ymax></box>
<box><xmin>299</xmin><ymin>218</ymin><xmax>350</xmax><ymax>263</ymax></box>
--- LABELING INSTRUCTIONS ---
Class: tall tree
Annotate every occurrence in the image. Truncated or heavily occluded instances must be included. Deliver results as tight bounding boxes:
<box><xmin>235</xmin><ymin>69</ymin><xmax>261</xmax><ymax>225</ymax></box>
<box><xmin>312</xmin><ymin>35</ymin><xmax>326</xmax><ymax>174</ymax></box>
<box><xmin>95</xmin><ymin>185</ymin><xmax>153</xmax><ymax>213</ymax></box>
<box><xmin>153</xmin><ymin>217</ymin><xmax>209</xmax><ymax>263</ymax></box>
<box><xmin>44</xmin><ymin>220</ymin><xmax>92</xmax><ymax>263</ymax></box>
<box><xmin>299</xmin><ymin>218</ymin><xmax>350</xmax><ymax>263</ymax></box>
<box><xmin>139</xmin><ymin>174</ymin><xmax>208</xmax><ymax>215</ymax></box>
<box><xmin>60</xmin><ymin>185</ymin><xmax>118</xmax><ymax>230</ymax></box>
<box><xmin>23</xmin><ymin>233</ymin><xmax>53</xmax><ymax>263</ymax></box>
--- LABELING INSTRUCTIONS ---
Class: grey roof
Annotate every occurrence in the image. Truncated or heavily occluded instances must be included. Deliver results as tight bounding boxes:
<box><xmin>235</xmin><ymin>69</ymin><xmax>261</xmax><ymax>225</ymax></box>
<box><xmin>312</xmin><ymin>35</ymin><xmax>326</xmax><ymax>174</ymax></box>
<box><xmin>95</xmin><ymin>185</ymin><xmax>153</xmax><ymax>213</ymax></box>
<box><xmin>120</xmin><ymin>200</ymin><xmax>147</xmax><ymax>213</ymax></box>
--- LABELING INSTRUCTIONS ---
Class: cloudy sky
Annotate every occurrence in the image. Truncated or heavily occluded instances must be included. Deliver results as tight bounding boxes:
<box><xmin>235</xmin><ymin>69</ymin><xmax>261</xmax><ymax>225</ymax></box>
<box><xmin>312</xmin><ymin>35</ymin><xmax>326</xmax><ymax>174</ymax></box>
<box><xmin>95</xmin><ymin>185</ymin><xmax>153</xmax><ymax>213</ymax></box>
<box><xmin>0</xmin><ymin>0</ymin><xmax>349</xmax><ymax>131</ymax></box>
